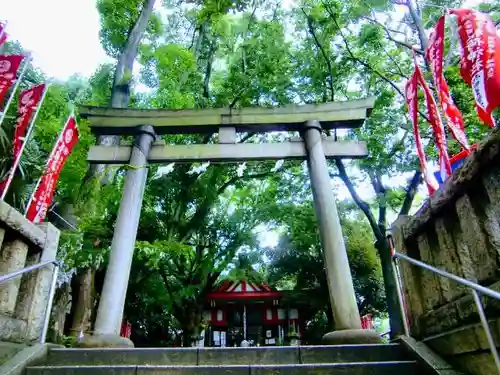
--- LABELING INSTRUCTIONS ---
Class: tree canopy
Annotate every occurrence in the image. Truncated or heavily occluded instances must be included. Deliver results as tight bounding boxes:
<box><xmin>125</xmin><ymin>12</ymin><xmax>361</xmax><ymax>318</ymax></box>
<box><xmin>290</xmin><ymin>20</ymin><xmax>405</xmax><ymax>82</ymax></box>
<box><xmin>1</xmin><ymin>0</ymin><xmax>497</xmax><ymax>346</ymax></box>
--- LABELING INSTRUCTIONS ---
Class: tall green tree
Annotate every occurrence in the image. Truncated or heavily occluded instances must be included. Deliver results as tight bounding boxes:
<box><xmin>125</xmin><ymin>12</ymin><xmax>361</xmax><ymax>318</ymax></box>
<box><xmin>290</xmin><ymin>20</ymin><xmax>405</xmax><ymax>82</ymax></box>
<box><xmin>290</xmin><ymin>0</ymin><xmax>495</xmax><ymax>337</ymax></box>
<box><xmin>4</xmin><ymin>0</ymin><xmax>494</xmax><ymax>345</ymax></box>
<box><xmin>67</xmin><ymin>0</ymin><xmax>162</xmax><ymax>337</ymax></box>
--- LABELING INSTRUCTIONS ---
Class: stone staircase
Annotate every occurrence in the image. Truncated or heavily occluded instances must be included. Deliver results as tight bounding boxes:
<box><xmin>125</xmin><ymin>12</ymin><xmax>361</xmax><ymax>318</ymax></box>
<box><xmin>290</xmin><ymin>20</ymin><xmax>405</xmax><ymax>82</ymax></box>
<box><xmin>0</xmin><ymin>342</ymin><xmax>25</xmax><ymax>365</ymax></box>
<box><xmin>26</xmin><ymin>343</ymin><xmax>425</xmax><ymax>374</ymax></box>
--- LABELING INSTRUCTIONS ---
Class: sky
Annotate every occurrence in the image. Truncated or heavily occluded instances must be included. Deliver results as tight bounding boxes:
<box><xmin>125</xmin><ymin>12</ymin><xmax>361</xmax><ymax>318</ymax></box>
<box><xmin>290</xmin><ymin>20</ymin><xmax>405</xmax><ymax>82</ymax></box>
<box><xmin>2</xmin><ymin>0</ymin><xmax>110</xmax><ymax>79</ymax></box>
<box><xmin>2</xmin><ymin>0</ymin><xmax>484</xmax><ymax>79</ymax></box>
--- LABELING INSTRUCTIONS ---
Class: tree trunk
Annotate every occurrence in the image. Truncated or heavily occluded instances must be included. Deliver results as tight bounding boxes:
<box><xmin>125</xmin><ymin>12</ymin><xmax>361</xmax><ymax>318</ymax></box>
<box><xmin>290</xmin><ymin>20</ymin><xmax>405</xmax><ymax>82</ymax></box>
<box><xmin>91</xmin><ymin>0</ymin><xmax>156</xmax><ymax>182</ymax></box>
<box><xmin>374</xmin><ymin>234</ymin><xmax>404</xmax><ymax>338</ymax></box>
<box><xmin>325</xmin><ymin>307</ymin><xmax>334</xmax><ymax>329</ymax></box>
<box><xmin>78</xmin><ymin>0</ymin><xmax>156</xmax><ymax>335</ymax></box>
<box><xmin>69</xmin><ymin>268</ymin><xmax>95</xmax><ymax>337</ymax></box>
<box><xmin>179</xmin><ymin>304</ymin><xmax>203</xmax><ymax>347</ymax></box>
<box><xmin>335</xmin><ymin>159</ymin><xmax>405</xmax><ymax>338</ymax></box>
<box><xmin>407</xmin><ymin>0</ymin><xmax>428</xmax><ymax>51</ymax></box>
<box><xmin>48</xmin><ymin>282</ymin><xmax>71</xmax><ymax>344</ymax></box>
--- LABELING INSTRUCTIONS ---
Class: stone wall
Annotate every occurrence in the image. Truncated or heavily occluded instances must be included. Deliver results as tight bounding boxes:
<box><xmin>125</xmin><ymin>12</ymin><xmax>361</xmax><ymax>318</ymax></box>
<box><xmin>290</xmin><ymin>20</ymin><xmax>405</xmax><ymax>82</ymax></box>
<box><xmin>0</xmin><ymin>201</ymin><xmax>59</xmax><ymax>344</ymax></box>
<box><xmin>392</xmin><ymin>127</ymin><xmax>500</xmax><ymax>375</ymax></box>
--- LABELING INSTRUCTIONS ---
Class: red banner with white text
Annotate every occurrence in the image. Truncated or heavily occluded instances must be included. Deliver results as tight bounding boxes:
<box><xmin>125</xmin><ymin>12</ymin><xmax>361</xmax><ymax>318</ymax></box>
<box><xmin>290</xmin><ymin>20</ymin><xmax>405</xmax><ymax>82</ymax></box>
<box><xmin>26</xmin><ymin>116</ymin><xmax>79</xmax><ymax>223</ymax></box>
<box><xmin>426</xmin><ymin>16</ymin><xmax>470</xmax><ymax>150</ymax></box>
<box><xmin>0</xmin><ymin>23</ymin><xmax>7</xmax><ymax>46</ymax></box>
<box><xmin>450</xmin><ymin>9</ymin><xmax>500</xmax><ymax>127</ymax></box>
<box><xmin>0</xmin><ymin>83</ymin><xmax>46</xmax><ymax>198</ymax></box>
<box><xmin>13</xmin><ymin>84</ymin><xmax>46</xmax><ymax>157</ymax></box>
<box><xmin>0</xmin><ymin>55</ymin><xmax>24</xmax><ymax>106</ymax></box>
<box><xmin>413</xmin><ymin>55</ymin><xmax>452</xmax><ymax>182</ymax></box>
<box><xmin>405</xmin><ymin>71</ymin><xmax>440</xmax><ymax>195</ymax></box>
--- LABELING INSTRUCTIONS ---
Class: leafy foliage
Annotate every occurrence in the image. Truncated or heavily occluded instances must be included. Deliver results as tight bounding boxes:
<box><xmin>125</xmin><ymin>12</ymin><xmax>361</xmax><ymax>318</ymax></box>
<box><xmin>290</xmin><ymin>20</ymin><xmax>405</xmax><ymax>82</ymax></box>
<box><xmin>264</xmin><ymin>200</ymin><xmax>386</xmax><ymax>318</ymax></box>
<box><xmin>97</xmin><ymin>0</ymin><xmax>162</xmax><ymax>58</ymax></box>
<box><xmin>3</xmin><ymin>0</ymin><xmax>497</xmax><ymax>345</ymax></box>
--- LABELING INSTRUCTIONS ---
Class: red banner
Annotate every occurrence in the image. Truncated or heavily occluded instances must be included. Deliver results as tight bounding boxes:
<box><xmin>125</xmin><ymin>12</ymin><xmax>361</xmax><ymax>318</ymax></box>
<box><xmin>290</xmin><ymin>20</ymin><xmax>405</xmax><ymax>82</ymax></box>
<box><xmin>426</xmin><ymin>16</ymin><xmax>470</xmax><ymax>151</ymax></box>
<box><xmin>360</xmin><ymin>314</ymin><xmax>374</xmax><ymax>330</ymax></box>
<box><xmin>405</xmin><ymin>71</ymin><xmax>440</xmax><ymax>195</ymax></box>
<box><xmin>120</xmin><ymin>321</ymin><xmax>132</xmax><ymax>339</ymax></box>
<box><xmin>414</xmin><ymin>54</ymin><xmax>452</xmax><ymax>182</ymax></box>
<box><xmin>450</xmin><ymin>9</ymin><xmax>500</xmax><ymax>127</ymax></box>
<box><xmin>0</xmin><ymin>83</ymin><xmax>45</xmax><ymax>198</ymax></box>
<box><xmin>0</xmin><ymin>55</ymin><xmax>24</xmax><ymax>106</ymax></box>
<box><xmin>13</xmin><ymin>84</ymin><xmax>46</xmax><ymax>157</ymax></box>
<box><xmin>0</xmin><ymin>24</ymin><xmax>7</xmax><ymax>46</ymax></box>
<box><xmin>26</xmin><ymin>116</ymin><xmax>79</xmax><ymax>223</ymax></box>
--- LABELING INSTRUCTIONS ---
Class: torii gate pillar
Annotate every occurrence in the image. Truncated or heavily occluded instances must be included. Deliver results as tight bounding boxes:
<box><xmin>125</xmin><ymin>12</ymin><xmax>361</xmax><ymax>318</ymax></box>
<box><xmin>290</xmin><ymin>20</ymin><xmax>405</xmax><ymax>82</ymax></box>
<box><xmin>303</xmin><ymin>120</ymin><xmax>381</xmax><ymax>344</ymax></box>
<box><xmin>79</xmin><ymin>98</ymin><xmax>383</xmax><ymax>346</ymax></box>
<box><xmin>82</xmin><ymin>125</ymin><xmax>156</xmax><ymax>348</ymax></box>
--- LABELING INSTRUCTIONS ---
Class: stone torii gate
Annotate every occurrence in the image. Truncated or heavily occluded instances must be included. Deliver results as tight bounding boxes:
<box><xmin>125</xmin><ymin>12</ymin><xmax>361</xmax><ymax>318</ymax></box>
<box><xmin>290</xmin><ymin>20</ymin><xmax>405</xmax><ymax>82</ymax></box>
<box><xmin>79</xmin><ymin>98</ymin><xmax>381</xmax><ymax>347</ymax></box>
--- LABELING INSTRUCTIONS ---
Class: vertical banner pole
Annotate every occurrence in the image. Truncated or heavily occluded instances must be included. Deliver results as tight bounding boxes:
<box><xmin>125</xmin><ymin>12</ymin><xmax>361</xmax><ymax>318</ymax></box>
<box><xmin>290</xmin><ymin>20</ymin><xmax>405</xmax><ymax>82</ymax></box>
<box><xmin>0</xmin><ymin>54</ymin><xmax>32</xmax><ymax>128</ymax></box>
<box><xmin>24</xmin><ymin>170</ymin><xmax>42</xmax><ymax>217</ymax></box>
<box><xmin>1</xmin><ymin>83</ymin><xmax>49</xmax><ymax>201</ymax></box>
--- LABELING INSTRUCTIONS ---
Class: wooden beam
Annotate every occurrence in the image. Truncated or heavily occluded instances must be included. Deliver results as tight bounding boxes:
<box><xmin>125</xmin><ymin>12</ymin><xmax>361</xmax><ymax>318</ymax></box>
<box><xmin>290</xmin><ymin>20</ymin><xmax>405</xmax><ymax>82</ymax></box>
<box><xmin>87</xmin><ymin>140</ymin><xmax>368</xmax><ymax>164</ymax></box>
<box><xmin>79</xmin><ymin>97</ymin><xmax>375</xmax><ymax>135</ymax></box>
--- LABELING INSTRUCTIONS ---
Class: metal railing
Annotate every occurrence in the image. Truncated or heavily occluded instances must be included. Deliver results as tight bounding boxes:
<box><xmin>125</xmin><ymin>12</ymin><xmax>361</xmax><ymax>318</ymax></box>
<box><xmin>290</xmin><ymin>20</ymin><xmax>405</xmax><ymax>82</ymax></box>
<box><xmin>390</xmin><ymin>245</ymin><xmax>500</xmax><ymax>374</ymax></box>
<box><xmin>0</xmin><ymin>260</ymin><xmax>59</xmax><ymax>344</ymax></box>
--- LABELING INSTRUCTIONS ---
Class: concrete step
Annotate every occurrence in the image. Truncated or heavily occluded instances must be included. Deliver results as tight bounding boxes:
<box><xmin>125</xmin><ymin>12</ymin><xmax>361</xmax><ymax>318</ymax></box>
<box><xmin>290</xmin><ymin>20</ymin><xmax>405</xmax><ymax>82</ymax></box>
<box><xmin>45</xmin><ymin>344</ymin><xmax>407</xmax><ymax>366</ymax></box>
<box><xmin>27</xmin><ymin>361</ymin><xmax>419</xmax><ymax>374</ymax></box>
<box><xmin>0</xmin><ymin>341</ymin><xmax>26</xmax><ymax>365</ymax></box>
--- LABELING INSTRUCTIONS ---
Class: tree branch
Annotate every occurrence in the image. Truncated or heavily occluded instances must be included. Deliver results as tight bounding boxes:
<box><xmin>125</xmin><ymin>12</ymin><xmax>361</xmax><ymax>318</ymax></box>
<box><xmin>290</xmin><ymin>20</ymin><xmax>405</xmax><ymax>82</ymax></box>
<box><xmin>229</xmin><ymin>88</ymin><xmax>245</xmax><ymax>109</ymax></box>
<box><xmin>194</xmin><ymin>21</ymin><xmax>208</xmax><ymax>64</ymax></box>
<box><xmin>398</xmin><ymin>170</ymin><xmax>422</xmax><ymax>216</ymax></box>
<box><xmin>202</xmin><ymin>134</ymin><xmax>213</xmax><ymax>144</ymax></box>
<box><xmin>329</xmin><ymin>13</ymin><xmax>405</xmax><ymax>97</ymax></box>
<box><xmin>334</xmin><ymin>159</ymin><xmax>383</xmax><ymax>238</ymax></box>
<box><xmin>406</xmin><ymin>0</ymin><xmax>429</xmax><ymax>51</ymax></box>
<box><xmin>363</xmin><ymin>15</ymin><xmax>424</xmax><ymax>54</ymax></box>
<box><xmin>380</xmin><ymin>44</ymin><xmax>409</xmax><ymax>79</ymax></box>
<box><xmin>387</xmin><ymin>131</ymin><xmax>409</xmax><ymax>158</ymax></box>
<box><xmin>480</xmin><ymin>5</ymin><xmax>500</xmax><ymax>13</ymax></box>
<box><xmin>160</xmin><ymin>270</ymin><xmax>175</xmax><ymax>301</ymax></box>
<box><xmin>370</xmin><ymin>172</ymin><xmax>387</xmax><ymax>231</ymax></box>
<box><xmin>301</xmin><ymin>8</ymin><xmax>335</xmax><ymax>101</ymax></box>
<box><xmin>111</xmin><ymin>0</ymin><xmax>156</xmax><ymax>108</ymax></box>
<box><xmin>203</xmin><ymin>39</ymin><xmax>217</xmax><ymax>99</ymax></box>
<box><xmin>239</xmin><ymin>132</ymin><xmax>256</xmax><ymax>143</ymax></box>
<box><xmin>217</xmin><ymin>170</ymin><xmax>274</xmax><ymax>195</ymax></box>
<box><xmin>159</xmin><ymin>270</ymin><xmax>185</xmax><ymax>318</ymax></box>
<box><xmin>324</xmin><ymin>6</ymin><xmax>431</xmax><ymax>124</ymax></box>
<box><xmin>188</xmin><ymin>24</ymin><xmax>198</xmax><ymax>50</ymax></box>
<box><xmin>178</xmin><ymin>168</ymin><xmax>274</xmax><ymax>242</ymax></box>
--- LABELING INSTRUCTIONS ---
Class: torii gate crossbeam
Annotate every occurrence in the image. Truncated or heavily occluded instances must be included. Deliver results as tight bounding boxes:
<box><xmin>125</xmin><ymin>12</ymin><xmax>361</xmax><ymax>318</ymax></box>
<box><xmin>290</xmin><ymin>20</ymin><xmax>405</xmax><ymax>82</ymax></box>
<box><xmin>79</xmin><ymin>97</ymin><xmax>382</xmax><ymax>347</ymax></box>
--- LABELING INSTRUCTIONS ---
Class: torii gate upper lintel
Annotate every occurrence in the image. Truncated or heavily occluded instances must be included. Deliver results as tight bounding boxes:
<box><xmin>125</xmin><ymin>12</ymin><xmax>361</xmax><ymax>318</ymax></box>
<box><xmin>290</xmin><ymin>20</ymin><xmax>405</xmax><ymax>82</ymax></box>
<box><xmin>79</xmin><ymin>97</ymin><xmax>381</xmax><ymax>347</ymax></box>
<box><xmin>80</xmin><ymin>96</ymin><xmax>375</xmax><ymax>136</ymax></box>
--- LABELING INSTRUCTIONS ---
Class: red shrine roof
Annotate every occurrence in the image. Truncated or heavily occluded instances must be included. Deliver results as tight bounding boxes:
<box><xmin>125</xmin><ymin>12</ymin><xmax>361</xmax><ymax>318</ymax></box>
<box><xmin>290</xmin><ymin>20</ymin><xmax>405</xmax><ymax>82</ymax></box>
<box><xmin>207</xmin><ymin>280</ymin><xmax>282</xmax><ymax>300</ymax></box>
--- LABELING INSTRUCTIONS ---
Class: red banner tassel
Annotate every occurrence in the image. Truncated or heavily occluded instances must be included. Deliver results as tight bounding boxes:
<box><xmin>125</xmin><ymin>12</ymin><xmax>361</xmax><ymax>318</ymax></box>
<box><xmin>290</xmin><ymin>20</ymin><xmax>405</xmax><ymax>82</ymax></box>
<box><xmin>405</xmin><ymin>71</ymin><xmax>440</xmax><ymax>195</ymax></box>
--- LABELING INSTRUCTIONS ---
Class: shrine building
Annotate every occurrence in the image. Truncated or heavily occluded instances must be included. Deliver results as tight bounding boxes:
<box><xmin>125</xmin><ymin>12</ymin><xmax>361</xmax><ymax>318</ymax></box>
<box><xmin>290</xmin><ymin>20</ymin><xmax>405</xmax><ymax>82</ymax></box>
<box><xmin>203</xmin><ymin>280</ymin><xmax>306</xmax><ymax>347</ymax></box>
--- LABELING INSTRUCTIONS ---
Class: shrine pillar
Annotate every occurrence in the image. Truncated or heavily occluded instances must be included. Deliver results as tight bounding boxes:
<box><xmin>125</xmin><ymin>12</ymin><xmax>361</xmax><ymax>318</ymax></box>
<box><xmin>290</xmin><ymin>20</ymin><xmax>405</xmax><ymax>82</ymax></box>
<box><xmin>82</xmin><ymin>125</ymin><xmax>156</xmax><ymax>347</ymax></box>
<box><xmin>303</xmin><ymin>120</ymin><xmax>381</xmax><ymax>344</ymax></box>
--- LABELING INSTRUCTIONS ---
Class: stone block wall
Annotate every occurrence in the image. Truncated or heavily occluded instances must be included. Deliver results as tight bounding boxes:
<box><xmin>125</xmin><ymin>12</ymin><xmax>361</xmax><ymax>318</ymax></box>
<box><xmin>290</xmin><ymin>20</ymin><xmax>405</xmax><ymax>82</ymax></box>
<box><xmin>0</xmin><ymin>201</ymin><xmax>60</xmax><ymax>344</ymax></box>
<box><xmin>392</xmin><ymin>127</ymin><xmax>500</xmax><ymax>375</ymax></box>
